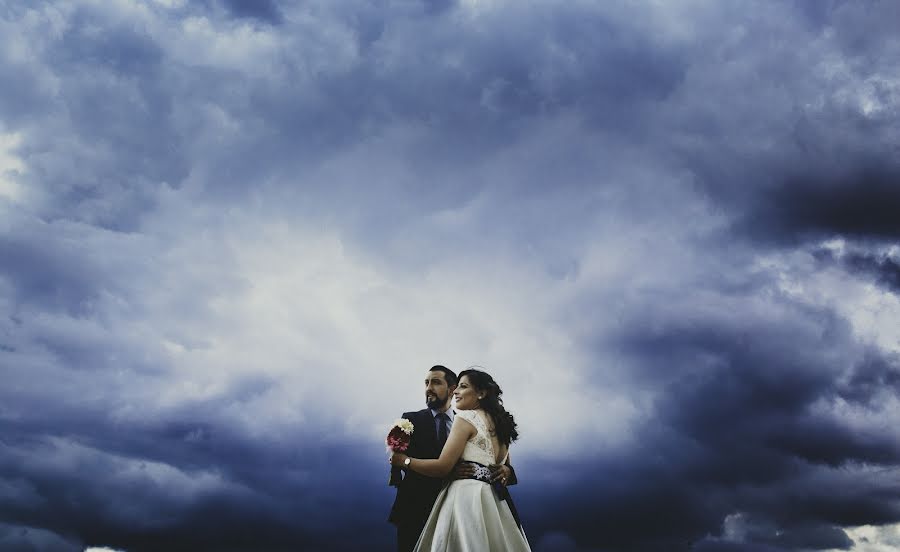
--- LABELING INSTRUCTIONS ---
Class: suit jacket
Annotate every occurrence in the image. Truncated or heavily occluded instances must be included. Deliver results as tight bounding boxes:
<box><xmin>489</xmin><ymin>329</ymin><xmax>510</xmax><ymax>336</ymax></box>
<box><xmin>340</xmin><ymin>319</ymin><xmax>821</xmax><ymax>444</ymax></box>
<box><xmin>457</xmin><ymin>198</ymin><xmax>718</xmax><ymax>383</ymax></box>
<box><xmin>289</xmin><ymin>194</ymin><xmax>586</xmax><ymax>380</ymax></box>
<box><xmin>388</xmin><ymin>409</ymin><xmax>445</xmax><ymax>527</ymax></box>
<box><xmin>387</xmin><ymin>408</ymin><xmax>519</xmax><ymax>527</ymax></box>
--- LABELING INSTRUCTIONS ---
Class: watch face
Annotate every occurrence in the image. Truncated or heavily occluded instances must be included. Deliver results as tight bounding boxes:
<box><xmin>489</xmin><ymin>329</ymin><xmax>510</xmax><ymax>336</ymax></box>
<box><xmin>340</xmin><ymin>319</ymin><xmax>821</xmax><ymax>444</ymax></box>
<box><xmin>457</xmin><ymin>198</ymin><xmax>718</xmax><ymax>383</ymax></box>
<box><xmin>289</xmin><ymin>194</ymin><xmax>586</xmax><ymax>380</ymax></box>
<box><xmin>404</xmin><ymin>458</ymin><xmax>411</xmax><ymax>466</ymax></box>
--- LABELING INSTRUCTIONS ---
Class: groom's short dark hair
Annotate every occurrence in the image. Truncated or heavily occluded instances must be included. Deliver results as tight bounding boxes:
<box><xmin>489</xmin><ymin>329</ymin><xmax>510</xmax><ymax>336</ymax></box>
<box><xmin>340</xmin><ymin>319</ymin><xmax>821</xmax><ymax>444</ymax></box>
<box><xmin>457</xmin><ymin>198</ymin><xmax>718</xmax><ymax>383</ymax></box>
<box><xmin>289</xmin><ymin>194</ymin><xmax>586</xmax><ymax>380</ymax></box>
<box><xmin>430</xmin><ymin>365</ymin><xmax>457</xmax><ymax>387</ymax></box>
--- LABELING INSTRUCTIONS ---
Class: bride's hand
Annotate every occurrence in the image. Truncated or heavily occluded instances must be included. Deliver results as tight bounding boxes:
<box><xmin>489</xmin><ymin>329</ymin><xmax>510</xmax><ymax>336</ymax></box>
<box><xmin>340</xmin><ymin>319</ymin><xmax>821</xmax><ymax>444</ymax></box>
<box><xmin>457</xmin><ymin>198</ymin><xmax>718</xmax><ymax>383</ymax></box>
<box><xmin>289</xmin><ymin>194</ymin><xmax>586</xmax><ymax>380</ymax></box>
<box><xmin>390</xmin><ymin>453</ymin><xmax>409</xmax><ymax>467</ymax></box>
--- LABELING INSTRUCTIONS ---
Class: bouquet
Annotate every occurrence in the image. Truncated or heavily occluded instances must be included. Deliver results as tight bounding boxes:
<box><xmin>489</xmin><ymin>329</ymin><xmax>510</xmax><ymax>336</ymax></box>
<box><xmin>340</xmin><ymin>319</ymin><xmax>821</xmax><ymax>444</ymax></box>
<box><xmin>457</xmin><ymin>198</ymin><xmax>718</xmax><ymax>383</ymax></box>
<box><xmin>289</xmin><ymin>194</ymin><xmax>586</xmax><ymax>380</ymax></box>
<box><xmin>386</xmin><ymin>418</ymin><xmax>414</xmax><ymax>453</ymax></box>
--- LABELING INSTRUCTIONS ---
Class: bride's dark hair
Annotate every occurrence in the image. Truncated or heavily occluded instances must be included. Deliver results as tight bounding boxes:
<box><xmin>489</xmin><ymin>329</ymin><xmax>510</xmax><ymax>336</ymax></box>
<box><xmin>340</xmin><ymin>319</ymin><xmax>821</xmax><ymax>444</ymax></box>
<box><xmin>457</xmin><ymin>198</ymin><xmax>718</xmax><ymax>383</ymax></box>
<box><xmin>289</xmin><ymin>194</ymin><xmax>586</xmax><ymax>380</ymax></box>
<box><xmin>458</xmin><ymin>368</ymin><xmax>519</xmax><ymax>446</ymax></box>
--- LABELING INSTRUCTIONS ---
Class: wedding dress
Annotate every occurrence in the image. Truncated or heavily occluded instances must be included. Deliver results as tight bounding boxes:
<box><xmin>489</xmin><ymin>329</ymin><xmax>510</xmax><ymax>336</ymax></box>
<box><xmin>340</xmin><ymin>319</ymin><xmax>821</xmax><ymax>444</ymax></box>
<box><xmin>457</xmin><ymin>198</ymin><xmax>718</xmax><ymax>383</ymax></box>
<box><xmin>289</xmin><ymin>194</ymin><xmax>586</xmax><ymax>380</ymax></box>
<box><xmin>413</xmin><ymin>409</ymin><xmax>531</xmax><ymax>552</ymax></box>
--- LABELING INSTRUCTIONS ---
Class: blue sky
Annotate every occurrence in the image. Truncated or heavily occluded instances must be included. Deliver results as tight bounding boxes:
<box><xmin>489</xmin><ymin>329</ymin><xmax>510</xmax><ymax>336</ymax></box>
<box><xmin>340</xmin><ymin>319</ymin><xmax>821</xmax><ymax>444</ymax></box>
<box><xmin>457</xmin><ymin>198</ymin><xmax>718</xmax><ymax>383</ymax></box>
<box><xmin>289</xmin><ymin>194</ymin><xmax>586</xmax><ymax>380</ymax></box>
<box><xmin>2</xmin><ymin>1</ymin><xmax>900</xmax><ymax>551</ymax></box>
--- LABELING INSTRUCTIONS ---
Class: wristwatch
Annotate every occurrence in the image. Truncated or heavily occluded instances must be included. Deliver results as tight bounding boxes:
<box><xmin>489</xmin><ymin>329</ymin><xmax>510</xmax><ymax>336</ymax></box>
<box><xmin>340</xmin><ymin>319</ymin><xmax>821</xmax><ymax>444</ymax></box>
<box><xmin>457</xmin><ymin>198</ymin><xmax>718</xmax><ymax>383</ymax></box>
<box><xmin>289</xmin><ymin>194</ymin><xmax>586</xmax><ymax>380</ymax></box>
<box><xmin>403</xmin><ymin>457</ymin><xmax>411</xmax><ymax>467</ymax></box>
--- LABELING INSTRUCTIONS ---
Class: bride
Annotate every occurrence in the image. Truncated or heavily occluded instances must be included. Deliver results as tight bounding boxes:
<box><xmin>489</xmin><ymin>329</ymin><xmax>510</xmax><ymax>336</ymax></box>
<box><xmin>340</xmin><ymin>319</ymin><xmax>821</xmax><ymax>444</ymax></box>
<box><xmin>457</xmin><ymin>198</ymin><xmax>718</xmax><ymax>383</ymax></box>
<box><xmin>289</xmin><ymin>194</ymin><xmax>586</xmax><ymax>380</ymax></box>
<box><xmin>390</xmin><ymin>368</ymin><xmax>531</xmax><ymax>551</ymax></box>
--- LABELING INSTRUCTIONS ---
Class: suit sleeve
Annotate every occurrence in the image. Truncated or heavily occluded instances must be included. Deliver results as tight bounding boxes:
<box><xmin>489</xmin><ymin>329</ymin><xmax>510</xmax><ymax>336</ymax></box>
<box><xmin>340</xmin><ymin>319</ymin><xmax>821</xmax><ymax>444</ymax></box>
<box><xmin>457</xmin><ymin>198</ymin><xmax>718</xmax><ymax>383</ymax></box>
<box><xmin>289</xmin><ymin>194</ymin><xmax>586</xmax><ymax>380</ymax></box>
<box><xmin>389</xmin><ymin>466</ymin><xmax>403</xmax><ymax>486</ymax></box>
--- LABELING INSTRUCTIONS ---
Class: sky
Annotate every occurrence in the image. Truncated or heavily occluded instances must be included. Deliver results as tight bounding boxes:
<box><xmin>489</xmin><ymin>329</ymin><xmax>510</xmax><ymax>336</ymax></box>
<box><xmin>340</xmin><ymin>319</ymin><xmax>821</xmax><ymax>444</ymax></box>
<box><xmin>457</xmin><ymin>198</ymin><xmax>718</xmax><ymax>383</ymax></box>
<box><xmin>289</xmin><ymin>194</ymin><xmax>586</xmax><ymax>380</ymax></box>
<box><xmin>1</xmin><ymin>0</ymin><xmax>899</xmax><ymax>551</ymax></box>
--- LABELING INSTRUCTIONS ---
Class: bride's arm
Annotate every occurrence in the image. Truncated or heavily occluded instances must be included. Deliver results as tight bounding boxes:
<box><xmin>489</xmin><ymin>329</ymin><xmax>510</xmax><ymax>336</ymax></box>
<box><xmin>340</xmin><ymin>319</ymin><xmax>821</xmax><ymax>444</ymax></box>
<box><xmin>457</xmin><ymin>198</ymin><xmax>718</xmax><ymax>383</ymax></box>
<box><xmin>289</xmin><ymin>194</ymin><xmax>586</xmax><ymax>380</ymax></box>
<box><xmin>390</xmin><ymin>417</ymin><xmax>476</xmax><ymax>478</ymax></box>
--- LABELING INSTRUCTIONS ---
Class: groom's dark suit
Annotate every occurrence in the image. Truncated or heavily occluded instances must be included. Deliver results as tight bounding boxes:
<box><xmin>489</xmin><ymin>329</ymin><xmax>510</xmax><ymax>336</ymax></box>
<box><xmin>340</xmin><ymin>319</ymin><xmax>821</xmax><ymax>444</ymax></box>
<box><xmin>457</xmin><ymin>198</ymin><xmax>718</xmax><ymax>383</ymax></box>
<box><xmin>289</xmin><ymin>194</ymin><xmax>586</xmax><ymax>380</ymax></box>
<box><xmin>388</xmin><ymin>408</ymin><xmax>445</xmax><ymax>552</ymax></box>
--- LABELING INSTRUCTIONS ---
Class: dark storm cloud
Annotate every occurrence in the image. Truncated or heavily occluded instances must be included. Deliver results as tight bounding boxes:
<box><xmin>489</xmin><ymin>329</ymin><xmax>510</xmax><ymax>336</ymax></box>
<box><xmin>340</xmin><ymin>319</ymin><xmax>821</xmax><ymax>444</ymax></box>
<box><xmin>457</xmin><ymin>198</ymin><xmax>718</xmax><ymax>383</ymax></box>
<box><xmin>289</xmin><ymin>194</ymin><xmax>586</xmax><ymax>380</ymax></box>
<box><xmin>728</xmin><ymin>165</ymin><xmax>900</xmax><ymax>245</ymax></box>
<box><xmin>520</xmin><ymin>289</ymin><xmax>900</xmax><ymax>551</ymax></box>
<box><xmin>815</xmin><ymin>244</ymin><xmax>900</xmax><ymax>295</ymax></box>
<box><xmin>3</xmin><ymin>1</ymin><xmax>900</xmax><ymax>551</ymax></box>
<box><xmin>0</xmin><ymin>522</ymin><xmax>80</xmax><ymax>552</ymax></box>
<box><xmin>836</xmin><ymin>352</ymin><xmax>900</xmax><ymax>407</ymax></box>
<box><xmin>0</xmin><ymin>395</ymin><xmax>394</xmax><ymax>552</ymax></box>
<box><xmin>220</xmin><ymin>0</ymin><xmax>284</xmax><ymax>25</ymax></box>
<box><xmin>656</xmin><ymin>1</ymin><xmax>900</xmax><ymax>249</ymax></box>
<box><xmin>679</xmin><ymin>122</ymin><xmax>900</xmax><ymax>250</ymax></box>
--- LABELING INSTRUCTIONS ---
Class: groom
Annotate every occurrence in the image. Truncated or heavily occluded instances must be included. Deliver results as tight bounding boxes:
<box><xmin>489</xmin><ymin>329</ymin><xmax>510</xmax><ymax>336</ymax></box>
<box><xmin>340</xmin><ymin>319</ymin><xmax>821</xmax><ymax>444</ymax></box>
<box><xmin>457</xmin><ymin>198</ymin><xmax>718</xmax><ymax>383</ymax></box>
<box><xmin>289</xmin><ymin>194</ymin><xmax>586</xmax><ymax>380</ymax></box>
<box><xmin>388</xmin><ymin>365</ymin><xmax>516</xmax><ymax>552</ymax></box>
<box><xmin>388</xmin><ymin>365</ymin><xmax>457</xmax><ymax>552</ymax></box>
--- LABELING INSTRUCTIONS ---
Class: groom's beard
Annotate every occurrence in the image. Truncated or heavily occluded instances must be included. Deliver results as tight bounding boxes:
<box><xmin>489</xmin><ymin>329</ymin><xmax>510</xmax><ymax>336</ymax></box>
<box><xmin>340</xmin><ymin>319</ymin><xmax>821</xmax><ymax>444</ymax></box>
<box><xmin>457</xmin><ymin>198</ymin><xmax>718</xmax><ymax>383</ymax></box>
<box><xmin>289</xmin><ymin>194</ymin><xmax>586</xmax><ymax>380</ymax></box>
<box><xmin>426</xmin><ymin>393</ymin><xmax>451</xmax><ymax>410</ymax></box>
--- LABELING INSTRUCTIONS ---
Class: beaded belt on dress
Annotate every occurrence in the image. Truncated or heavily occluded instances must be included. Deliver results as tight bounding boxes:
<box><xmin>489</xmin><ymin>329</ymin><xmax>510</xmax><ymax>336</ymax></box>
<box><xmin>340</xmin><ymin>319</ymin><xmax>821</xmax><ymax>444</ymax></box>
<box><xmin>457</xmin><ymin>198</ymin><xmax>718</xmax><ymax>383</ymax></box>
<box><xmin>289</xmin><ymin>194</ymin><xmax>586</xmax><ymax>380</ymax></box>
<box><xmin>460</xmin><ymin>461</ymin><xmax>495</xmax><ymax>484</ymax></box>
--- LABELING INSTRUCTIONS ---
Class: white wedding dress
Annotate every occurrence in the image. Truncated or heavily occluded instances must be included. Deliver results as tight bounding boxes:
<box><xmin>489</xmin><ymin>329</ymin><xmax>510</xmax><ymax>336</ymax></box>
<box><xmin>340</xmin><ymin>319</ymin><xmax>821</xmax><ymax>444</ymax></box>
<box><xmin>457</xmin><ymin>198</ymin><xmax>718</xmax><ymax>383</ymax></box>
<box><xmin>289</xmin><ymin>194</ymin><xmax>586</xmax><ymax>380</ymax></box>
<box><xmin>413</xmin><ymin>409</ymin><xmax>531</xmax><ymax>552</ymax></box>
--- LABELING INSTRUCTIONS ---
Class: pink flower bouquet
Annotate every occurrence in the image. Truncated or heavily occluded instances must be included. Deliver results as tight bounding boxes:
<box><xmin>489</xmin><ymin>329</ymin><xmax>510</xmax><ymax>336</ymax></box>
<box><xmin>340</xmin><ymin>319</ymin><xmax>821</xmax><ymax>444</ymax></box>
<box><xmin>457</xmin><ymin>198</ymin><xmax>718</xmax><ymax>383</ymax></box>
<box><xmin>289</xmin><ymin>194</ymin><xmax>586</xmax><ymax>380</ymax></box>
<box><xmin>386</xmin><ymin>418</ymin><xmax>414</xmax><ymax>453</ymax></box>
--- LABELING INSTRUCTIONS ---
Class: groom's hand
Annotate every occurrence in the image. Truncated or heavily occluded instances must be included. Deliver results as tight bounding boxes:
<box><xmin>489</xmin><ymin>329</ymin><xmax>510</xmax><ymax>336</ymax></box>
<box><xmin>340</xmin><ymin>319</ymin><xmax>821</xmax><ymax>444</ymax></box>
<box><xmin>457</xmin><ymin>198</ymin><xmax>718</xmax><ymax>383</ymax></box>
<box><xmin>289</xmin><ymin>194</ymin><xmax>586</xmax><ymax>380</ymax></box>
<box><xmin>451</xmin><ymin>462</ymin><xmax>475</xmax><ymax>480</ymax></box>
<box><xmin>489</xmin><ymin>464</ymin><xmax>511</xmax><ymax>486</ymax></box>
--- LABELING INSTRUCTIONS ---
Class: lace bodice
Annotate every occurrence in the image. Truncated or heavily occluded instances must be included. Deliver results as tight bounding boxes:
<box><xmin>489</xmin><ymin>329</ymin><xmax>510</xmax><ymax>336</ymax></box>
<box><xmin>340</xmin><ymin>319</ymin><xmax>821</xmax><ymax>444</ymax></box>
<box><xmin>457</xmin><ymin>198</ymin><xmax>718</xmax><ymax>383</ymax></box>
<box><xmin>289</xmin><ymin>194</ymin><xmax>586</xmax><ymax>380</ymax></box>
<box><xmin>455</xmin><ymin>409</ymin><xmax>506</xmax><ymax>466</ymax></box>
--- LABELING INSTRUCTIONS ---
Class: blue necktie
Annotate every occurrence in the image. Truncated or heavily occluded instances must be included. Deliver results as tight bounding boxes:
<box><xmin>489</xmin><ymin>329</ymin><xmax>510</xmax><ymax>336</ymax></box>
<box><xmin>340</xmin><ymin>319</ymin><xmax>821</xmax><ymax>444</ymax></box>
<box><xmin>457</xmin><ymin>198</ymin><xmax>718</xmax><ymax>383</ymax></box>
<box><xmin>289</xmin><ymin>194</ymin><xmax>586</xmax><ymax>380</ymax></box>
<box><xmin>437</xmin><ymin>413</ymin><xmax>449</xmax><ymax>449</ymax></box>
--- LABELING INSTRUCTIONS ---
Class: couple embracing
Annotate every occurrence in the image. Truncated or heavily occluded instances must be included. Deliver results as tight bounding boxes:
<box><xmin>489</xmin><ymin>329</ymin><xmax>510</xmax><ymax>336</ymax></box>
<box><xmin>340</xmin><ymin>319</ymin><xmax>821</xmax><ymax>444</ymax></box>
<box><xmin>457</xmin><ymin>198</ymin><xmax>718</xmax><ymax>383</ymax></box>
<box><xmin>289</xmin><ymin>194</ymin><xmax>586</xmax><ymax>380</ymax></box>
<box><xmin>388</xmin><ymin>365</ymin><xmax>531</xmax><ymax>552</ymax></box>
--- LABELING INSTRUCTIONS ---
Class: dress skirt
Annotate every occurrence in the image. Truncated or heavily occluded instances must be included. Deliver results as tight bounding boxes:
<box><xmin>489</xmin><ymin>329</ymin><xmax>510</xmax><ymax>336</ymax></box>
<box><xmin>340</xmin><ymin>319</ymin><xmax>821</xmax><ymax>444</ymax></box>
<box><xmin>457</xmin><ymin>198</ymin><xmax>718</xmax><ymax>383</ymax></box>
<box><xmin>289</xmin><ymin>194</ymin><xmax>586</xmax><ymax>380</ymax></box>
<box><xmin>413</xmin><ymin>479</ymin><xmax>531</xmax><ymax>552</ymax></box>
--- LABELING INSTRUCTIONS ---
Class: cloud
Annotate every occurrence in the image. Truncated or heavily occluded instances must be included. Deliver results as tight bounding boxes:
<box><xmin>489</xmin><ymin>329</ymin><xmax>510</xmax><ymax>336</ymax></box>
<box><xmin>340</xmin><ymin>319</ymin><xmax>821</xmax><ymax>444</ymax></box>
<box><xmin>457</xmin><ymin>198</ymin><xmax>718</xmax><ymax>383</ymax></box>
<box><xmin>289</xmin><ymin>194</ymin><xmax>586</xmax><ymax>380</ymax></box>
<box><xmin>0</xmin><ymin>132</ymin><xmax>25</xmax><ymax>201</ymax></box>
<box><xmin>514</xmin><ymin>270</ymin><xmax>900</xmax><ymax>550</ymax></box>
<box><xmin>732</xmin><ymin>167</ymin><xmax>900</xmax><ymax>244</ymax></box>
<box><xmin>219</xmin><ymin>0</ymin><xmax>283</xmax><ymax>25</ymax></box>
<box><xmin>2</xmin><ymin>1</ymin><xmax>900</xmax><ymax>551</ymax></box>
<box><xmin>815</xmin><ymin>244</ymin><xmax>900</xmax><ymax>296</ymax></box>
<box><xmin>0</xmin><ymin>522</ymin><xmax>81</xmax><ymax>552</ymax></box>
